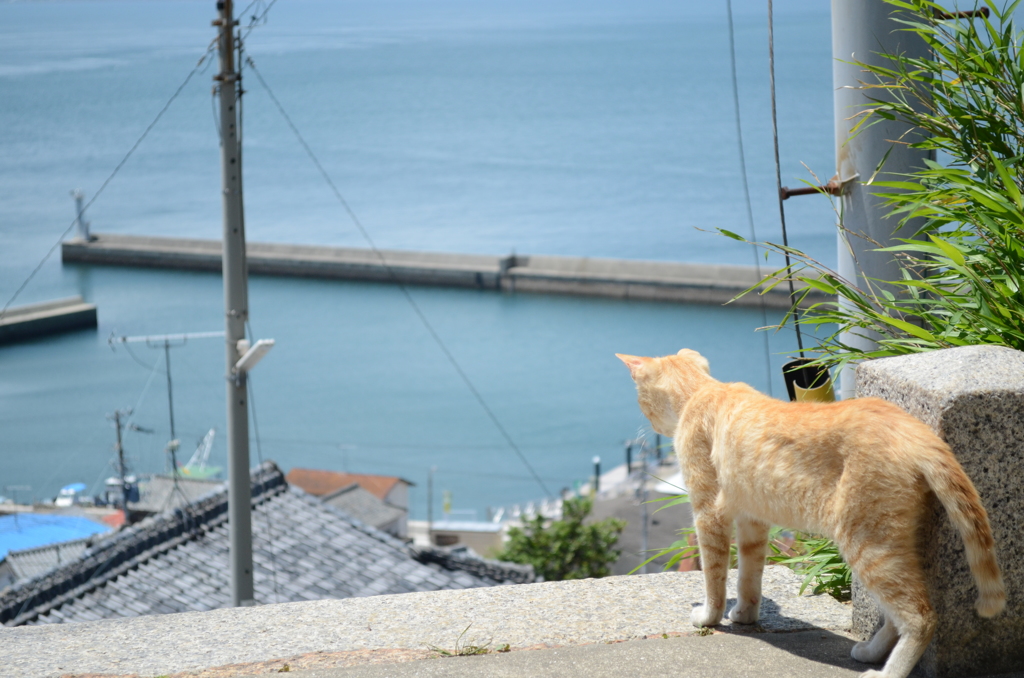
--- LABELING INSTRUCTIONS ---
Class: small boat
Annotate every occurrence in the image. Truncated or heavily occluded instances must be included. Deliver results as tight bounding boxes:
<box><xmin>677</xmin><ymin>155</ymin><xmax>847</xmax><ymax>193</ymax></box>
<box><xmin>54</xmin><ymin>483</ymin><xmax>88</xmax><ymax>507</ymax></box>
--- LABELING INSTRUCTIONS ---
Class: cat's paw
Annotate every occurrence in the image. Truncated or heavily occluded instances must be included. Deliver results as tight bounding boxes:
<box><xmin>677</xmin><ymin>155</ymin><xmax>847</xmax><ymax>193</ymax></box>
<box><xmin>690</xmin><ymin>604</ymin><xmax>724</xmax><ymax>628</ymax></box>
<box><xmin>857</xmin><ymin>671</ymin><xmax>886</xmax><ymax>678</ymax></box>
<box><xmin>727</xmin><ymin>603</ymin><xmax>759</xmax><ymax>625</ymax></box>
<box><xmin>851</xmin><ymin>641</ymin><xmax>888</xmax><ymax>664</ymax></box>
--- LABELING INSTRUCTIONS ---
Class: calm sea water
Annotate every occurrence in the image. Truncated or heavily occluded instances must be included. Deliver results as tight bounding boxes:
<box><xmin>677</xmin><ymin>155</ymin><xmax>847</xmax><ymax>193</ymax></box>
<box><xmin>0</xmin><ymin>0</ymin><xmax>836</xmax><ymax>518</ymax></box>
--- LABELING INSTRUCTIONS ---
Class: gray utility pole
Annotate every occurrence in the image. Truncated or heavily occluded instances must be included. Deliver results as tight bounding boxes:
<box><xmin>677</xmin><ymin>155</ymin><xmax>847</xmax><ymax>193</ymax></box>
<box><xmin>112</xmin><ymin>410</ymin><xmax>129</xmax><ymax>510</ymax></box>
<box><xmin>832</xmin><ymin>0</ymin><xmax>930</xmax><ymax>399</ymax></box>
<box><xmin>215</xmin><ymin>0</ymin><xmax>254</xmax><ymax>608</ymax></box>
<box><xmin>107</xmin><ymin>408</ymin><xmax>151</xmax><ymax>521</ymax></box>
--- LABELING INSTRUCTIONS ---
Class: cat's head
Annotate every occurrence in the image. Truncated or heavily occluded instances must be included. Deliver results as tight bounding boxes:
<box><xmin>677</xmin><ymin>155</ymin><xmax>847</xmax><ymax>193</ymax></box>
<box><xmin>616</xmin><ymin>349</ymin><xmax>712</xmax><ymax>436</ymax></box>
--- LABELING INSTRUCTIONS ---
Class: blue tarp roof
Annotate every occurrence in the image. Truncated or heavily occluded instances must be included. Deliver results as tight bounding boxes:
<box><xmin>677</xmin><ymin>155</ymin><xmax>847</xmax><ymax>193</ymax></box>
<box><xmin>0</xmin><ymin>514</ymin><xmax>109</xmax><ymax>560</ymax></box>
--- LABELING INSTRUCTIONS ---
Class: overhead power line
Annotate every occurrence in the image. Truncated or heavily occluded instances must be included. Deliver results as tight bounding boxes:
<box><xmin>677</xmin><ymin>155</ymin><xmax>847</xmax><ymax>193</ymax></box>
<box><xmin>725</xmin><ymin>0</ymin><xmax>774</xmax><ymax>398</ymax></box>
<box><xmin>240</xmin><ymin>0</ymin><xmax>280</xmax><ymax>40</ymax></box>
<box><xmin>244</xmin><ymin>56</ymin><xmax>553</xmax><ymax>499</ymax></box>
<box><xmin>0</xmin><ymin>40</ymin><xmax>217</xmax><ymax>322</ymax></box>
<box><xmin>767</xmin><ymin>0</ymin><xmax>806</xmax><ymax>355</ymax></box>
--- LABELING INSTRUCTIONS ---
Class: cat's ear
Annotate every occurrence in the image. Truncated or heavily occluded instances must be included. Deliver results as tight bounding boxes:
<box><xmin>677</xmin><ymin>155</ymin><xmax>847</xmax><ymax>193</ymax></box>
<box><xmin>615</xmin><ymin>353</ymin><xmax>650</xmax><ymax>379</ymax></box>
<box><xmin>677</xmin><ymin>348</ymin><xmax>711</xmax><ymax>374</ymax></box>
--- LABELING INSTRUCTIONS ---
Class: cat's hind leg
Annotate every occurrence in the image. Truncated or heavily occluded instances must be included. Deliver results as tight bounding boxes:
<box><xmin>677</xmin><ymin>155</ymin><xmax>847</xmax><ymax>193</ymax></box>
<box><xmin>851</xmin><ymin>614</ymin><xmax>898</xmax><ymax>664</ymax></box>
<box><xmin>847</xmin><ymin>549</ymin><xmax>935</xmax><ymax>678</ymax></box>
<box><xmin>728</xmin><ymin>516</ymin><xmax>770</xmax><ymax>624</ymax></box>
<box><xmin>690</xmin><ymin>507</ymin><xmax>732</xmax><ymax>627</ymax></box>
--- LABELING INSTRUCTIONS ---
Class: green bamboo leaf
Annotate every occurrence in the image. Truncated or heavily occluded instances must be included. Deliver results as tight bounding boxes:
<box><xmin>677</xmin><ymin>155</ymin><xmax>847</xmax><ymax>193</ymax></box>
<box><xmin>882</xmin><ymin>316</ymin><xmax>937</xmax><ymax>342</ymax></box>
<box><xmin>989</xmin><ymin>153</ymin><xmax>1024</xmax><ymax>209</ymax></box>
<box><xmin>928</xmin><ymin>234</ymin><xmax>966</xmax><ymax>266</ymax></box>
<box><xmin>646</xmin><ymin>493</ymin><xmax>689</xmax><ymax>505</ymax></box>
<box><xmin>967</xmin><ymin>192</ymin><xmax>1010</xmax><ymax>213</ymax></box>
<box><xmin>717</xmin><ymin>228</ymin><xmax>746</xmax><ymax>242</ymax></box>
<box><xmin>797</xmin><ymin>277</ymin><xmax>838</xmax><ymax>295</ymax></box>
<box><xmin>653</xmin><ymin>496</ymin><xmax>692</xmax><ymax>514</ymax></box>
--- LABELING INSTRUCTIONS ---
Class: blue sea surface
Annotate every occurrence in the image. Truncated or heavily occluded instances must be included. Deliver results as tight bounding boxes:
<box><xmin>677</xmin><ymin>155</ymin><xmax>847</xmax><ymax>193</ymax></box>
<box><xmin>0</xmin><ymin>0</ymin><xmax>836</xmax><ymax>518</ymax></box>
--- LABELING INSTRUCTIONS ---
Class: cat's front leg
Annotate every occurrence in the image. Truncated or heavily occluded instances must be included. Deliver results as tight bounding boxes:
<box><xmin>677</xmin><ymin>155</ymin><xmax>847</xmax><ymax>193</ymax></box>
<box><xmin>728</xmin><ymin>517</ymin><xmax>770</xmax><ymax>624</ymax></box>
<box><xmin>690</xmin><ymin>508</ymin><xmax>731</xmax><ymax>627</ymax></box>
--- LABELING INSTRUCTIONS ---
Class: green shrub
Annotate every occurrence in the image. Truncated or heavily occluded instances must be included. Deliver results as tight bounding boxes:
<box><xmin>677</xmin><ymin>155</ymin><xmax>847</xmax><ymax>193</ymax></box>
<box><xmin>496</xmin><ymin>496</ymin><xmax>626</xmax><ymax>581</ymax></box>
<box><xmin>635</xmin><ymin>494</ymin><xmax>851</xmax><ymax>601</ymax></box>
<box><xmin>767</xmin><ymin>533</ymin><xmax>851</xmax><ymax>601</ymax></box>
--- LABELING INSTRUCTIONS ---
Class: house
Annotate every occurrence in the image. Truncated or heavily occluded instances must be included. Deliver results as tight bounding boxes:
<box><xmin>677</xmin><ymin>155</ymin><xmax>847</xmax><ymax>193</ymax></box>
<box><xmin>0</xmin><ymin>462</ymin><xmax>533</xmax><ymax>627</ymax></box>
<box><xmin>128</xmin><ymin>474</ymin><xmax>223</xmax><ymax>516</ymax></box>
<box><xmin>320</xmin><ymin>483</ymin><xmax>406</xmax><ymax>538</ymax></box>
<box><xmin>425</xmin><ymin>519</ymin><xmax>504</xmax><ymax>557</ymax></box>
<box><xmin>285</xmin><ymin>468</ymin><xmax>414</xmax><ymax>538</ymax></box>
<box><xmin>0</xmin><ymin>537</ymin><xmax>97</xmax><ymax>592</ymax></box>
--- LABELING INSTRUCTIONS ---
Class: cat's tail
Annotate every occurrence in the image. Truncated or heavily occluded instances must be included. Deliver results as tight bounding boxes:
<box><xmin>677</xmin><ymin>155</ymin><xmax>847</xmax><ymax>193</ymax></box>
<box><xmin>920</xmin><ymin>447</ymin><xmax>1006</xmax><ymax>618</ymax></box>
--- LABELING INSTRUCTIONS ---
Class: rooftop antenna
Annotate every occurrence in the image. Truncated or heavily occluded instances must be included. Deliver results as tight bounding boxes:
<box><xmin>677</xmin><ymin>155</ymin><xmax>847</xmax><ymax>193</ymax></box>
<box><xmin>109</xmin><ymin>330</ymin><xmax>224</xmax><ymax>473</ymax></box>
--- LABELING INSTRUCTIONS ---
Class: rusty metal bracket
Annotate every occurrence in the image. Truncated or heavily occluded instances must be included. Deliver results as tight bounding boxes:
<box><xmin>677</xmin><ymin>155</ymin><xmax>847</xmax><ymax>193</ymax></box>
<box><xmin>780</xmin><ymin>175</ymin><xmax>843</xmax><ymax>201</ymax></box>
<box><xmin>934</xmin><ymin>8</ymin><xmax>989</xmax><ymax>20</ymax></box>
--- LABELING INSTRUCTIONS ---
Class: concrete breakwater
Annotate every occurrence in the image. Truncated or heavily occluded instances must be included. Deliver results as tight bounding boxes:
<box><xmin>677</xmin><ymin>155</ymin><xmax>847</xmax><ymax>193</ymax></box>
<box><xmin>0</xmin><ymin>296</ymin><xmax>97</xmax><ymax>344</ymax></box>
<box><xmin>61</xmin><ymin>233</ymin><xmax>820</xmax><ymax>308</ymax></box>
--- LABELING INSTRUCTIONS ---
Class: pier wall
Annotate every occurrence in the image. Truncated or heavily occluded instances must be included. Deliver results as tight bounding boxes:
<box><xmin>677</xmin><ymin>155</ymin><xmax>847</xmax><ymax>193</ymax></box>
<box><xmin>0</xmin><ymin>296</ymin><xmax>97</xmax><ymax>344</ymax></box>
<box><xmin>61</xmin><ymin>234</ymin><xmax>822</xmax><ymax>308</ymax></box>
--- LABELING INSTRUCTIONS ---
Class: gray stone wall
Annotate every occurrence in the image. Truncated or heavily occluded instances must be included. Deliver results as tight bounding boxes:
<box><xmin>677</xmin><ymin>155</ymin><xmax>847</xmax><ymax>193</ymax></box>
<box><xmin>855</xmin><ymin>345</ymin><xmax>1024</xmax><ymax>678</ymax></box>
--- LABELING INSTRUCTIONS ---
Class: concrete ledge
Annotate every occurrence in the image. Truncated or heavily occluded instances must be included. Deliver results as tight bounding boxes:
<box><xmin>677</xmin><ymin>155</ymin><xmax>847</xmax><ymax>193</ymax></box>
<box><xmin>61</xmin><ymin>234</ymin><xmax>823</xmax><ymax>308</ymax></box>
<box><xmin>0</xmin><ymin>568</ymin><xmax>850</xmax><ymax>677</ymax></box>
<box><xmin>0</xmin><ymin>296</ymin><xmax>97</xmax><ymax>344</ymax></box>
<box><xmin>246</xmin><ymin>631</ymin><xmax>867</xmax><ymax>678</ymax></box>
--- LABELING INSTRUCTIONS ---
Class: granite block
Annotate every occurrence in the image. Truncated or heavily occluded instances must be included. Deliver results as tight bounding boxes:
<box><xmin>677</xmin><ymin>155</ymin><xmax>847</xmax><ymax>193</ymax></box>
<box><xmin>855</xmin><ymin>345</ymin><xmax>1024</xmax><ymax>678</ymax></box>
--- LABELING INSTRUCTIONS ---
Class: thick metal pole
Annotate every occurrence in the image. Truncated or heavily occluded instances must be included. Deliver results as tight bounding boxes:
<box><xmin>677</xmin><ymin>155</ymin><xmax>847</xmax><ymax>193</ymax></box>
<box><xmin>832</xmin><ymin>0</ymin><xmax>930</xmax><ymax>398</ymax></box>
<box><xmin>216</xmin><ymin>0</ymin><xmax>254</xmax><ymax>607</ymax></box>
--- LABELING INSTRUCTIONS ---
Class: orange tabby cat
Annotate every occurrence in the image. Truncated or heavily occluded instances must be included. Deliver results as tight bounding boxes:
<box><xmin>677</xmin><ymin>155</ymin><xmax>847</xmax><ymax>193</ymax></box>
<box><xmin>617</xmin><ymin>349</ymin><xmax>1004</xmax><ymax>678</ymax></box>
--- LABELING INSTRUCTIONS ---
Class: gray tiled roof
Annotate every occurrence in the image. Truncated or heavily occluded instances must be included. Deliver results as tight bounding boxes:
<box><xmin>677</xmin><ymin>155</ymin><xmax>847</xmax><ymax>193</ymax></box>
<box><xmin>1</xmin><ymin>537</ymin><xmax>95</xmax><ymax>584</ymax></box>
<box><xmin>321</xmin><ymin>483</ymin><xmax>405</xmax><ymax>533</ymax></box>
<box><xmin>0</xmin><ymin>462</ymin><xmax>530</xmax><ymax>627</ymax></box>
